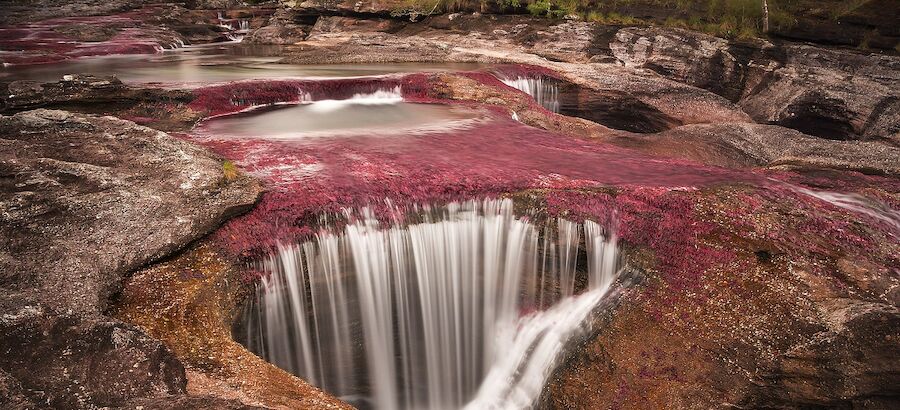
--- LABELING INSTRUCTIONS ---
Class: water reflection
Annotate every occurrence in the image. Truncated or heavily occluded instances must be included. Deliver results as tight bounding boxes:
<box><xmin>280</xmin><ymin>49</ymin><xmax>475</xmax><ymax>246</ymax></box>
<box><xmin>195</xmin><ymin>98</ymin><xmax>483</xmax><ymax>139</ymax></box>
<box><xmin>0</xmin><ymin>43</ymin><xmax>486</xmax><ymax>85</ymax></box>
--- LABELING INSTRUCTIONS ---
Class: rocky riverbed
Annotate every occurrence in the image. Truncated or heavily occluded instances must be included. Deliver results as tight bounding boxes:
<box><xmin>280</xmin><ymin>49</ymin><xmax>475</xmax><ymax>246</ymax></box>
<box><xmin>1</xmin><ymin>1</ymin><xmax>898</xmax><ymax>409</ymax></box>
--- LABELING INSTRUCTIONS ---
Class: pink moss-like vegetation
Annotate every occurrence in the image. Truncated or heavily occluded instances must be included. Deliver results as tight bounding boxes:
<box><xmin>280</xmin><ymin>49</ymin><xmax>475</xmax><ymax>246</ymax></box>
<box><xmin>184</xmin><ymin>75</ymin><xmax>755</xmax><ymax>258</ymax></box>
<box><xmin>546</xmin><ymin>188</ymin><xmax>733</xmax><ymax>293</ymax></box>
<box><xmin>179</xmin><ymin>73</ymin><xmax>898</xmax><ymax>291</ymax></box>
<box><xmin>188</xmin><ymin>75</ymin><xmax>434</xmax><ymax>117</ymax></box>
<box><xmin>0</xmin><ymin>7</ymin><xmax>182</xmax><ymax>66</ymax></box>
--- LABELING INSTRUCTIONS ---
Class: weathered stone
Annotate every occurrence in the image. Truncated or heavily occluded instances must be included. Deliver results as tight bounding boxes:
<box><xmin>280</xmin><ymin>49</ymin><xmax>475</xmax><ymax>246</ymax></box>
<box><xmin>3</xmin><ymin>75</ymin><xmax>130</xmax><ymax>111</ymax></box>
<box><xmin>243</xmin><ymin>7</ymin><xmax>312</xmax><ymax>45</ymax></box>
<box><xmin>740</xmin><ymin>45</ymin><xmax>900</xmax><ymax>141</ymax></box>
<box><xmin>0</xmin><ymin>109</ymin><xmax>262</xmax><ymax>316</ymax></box>
<box><xmin>739</xmin><ymin>301</ymin><xmax>900</xmax><ymax>407</ymax></box>
<box><xmin>0</xmin><ymin>296</ymin><xmax>187</xmax><ymax>408</ymax></box>
<box><xmin>605</xmin><ymin>26</ymin><xmax>900</xmax><ymax>141</ymax></box>
<box><xmin>0</xmin><ymin>109</ymin><xmax>263</xmax><ymax>407</ymax></box>
<box><xmin>611</xmin><ymin>122</ymin><xmax>900</xmax><ymax>174</ymax></box>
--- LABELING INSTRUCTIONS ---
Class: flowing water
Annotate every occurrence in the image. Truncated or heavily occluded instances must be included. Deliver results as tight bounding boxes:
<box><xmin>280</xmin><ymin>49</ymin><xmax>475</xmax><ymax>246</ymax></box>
<box><xmin>237</xmin><ymin>198</ymin><xmax>619</xmax><ymax>409</ymax></box>
<box><xmin>195</xmin><ymin>87</ymin><xmax>484</xmax><ymax>139</ymax></box>
<box><xmin>499</xmin><ymin>76</ymin><xmax>560</xmax><ymax>113</ymax></box>
<box><xmin>0</xmin><ymin>43</ymin><xmax>486</xmax><ymax>85</ymax></box>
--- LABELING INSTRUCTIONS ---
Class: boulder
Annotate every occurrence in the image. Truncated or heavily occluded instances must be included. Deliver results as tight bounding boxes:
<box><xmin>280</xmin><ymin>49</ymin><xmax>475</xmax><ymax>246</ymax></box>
<box><xmin>740</xmin><ymin>45</ymin><xmax>900</xmax><ymax>141</ymax></box>
<box><xmin>290</xmin><ymin>0</ymin><xmax>406</xmax><ymax>16</ymax></box>
<box><xmin>740</xmin><ymin>301</ymin><xmax>900</xmax><ymax>407</ymax></box>
<box><xmin>606</xmin><ymin>26</ymin><xmax>900</xmax><ymax>141</ymax></box>
<box><xmin>0</xmin><ymin>296</ymin><xmax>186</xmax><ymax>408</ymax></box>
<box><xmin>0</xmin><ymin>109</ymin><xmax>263</xmax><ymax>407</ymax></box>
<box><xmin>243</xmin><ymin>7</ymin><xmax>312</xmax><ymax>44</ymax></box>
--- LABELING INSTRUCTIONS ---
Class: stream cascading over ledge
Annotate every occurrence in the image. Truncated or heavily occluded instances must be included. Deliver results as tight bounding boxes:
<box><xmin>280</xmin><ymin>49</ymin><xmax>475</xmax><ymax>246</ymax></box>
<box><xmin>237</xmin><ymin>198</ymin><xmax>619</xmax><ymax>409</ymax></box>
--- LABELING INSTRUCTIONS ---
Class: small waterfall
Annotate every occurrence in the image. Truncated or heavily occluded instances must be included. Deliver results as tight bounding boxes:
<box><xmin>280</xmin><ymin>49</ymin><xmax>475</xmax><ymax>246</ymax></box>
<box><xmin>500</xmin><ymin>77</ymin><xmax>560</xmax><ymax>113</ymax></box>
<box><xmin>306</xmin><ymin>87</ymin><xmax>403</xmax><ymax>113</ymax></box>
<box><xmin>239</xmin><ymin>199</ymin><xmax>619</xmax><ymax>409</ymax></box>
<box><xmin>239</xmin><ymin>19</ymin><xmax>250</xmax><ymax>32</ymax></box>
<box><xmin>225</xmin><ymin>32</ymin><xmax>245</xmax><ymax>43</ymax></box>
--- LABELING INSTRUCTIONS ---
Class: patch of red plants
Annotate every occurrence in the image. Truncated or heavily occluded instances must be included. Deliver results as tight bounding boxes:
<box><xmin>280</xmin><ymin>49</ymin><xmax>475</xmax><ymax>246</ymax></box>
<box><xmin>0</xmin><ymin>6</ymin><xmax>182</xmax><ymax>66</ymax></box>
<box><xmin>183</xmin><ymin>75</ymin><xmax>755</xmax><ymax>259</ymax></box>
<box><xmin>176</xmin><ymin>72</ymin><xmax>897</xmax><ymax>290</ymax></box>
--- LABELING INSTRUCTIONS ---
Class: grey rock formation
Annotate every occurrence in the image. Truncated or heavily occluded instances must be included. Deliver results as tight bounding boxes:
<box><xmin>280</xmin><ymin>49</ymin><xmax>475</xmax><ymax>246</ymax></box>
<box><xmin>243</xmin><ymin>7</ymin><xmax>312</xmax><ymax>45</ymax></box>
<box><xmin>1</xmin><ymin>75</ymin><xmax>193</xmax><ymax>113</ymax></box>
<box><xmin>0</xmin><ymin>109</ymin><xmax>262</xmax><ymax>407</ymax></box>
<box><xmin>607</xmin><ymin>26</ymin><xmax>900</xmax><ymax>141</ymax></box>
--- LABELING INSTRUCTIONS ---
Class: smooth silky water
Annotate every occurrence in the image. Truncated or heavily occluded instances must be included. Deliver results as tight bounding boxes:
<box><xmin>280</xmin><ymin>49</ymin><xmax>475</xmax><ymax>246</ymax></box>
<box><xmin>236</xmin><ymin>199</ymin><xmax>620</xmax><ymax>409</ymax></box>
<box><xmin>195</xmin><ymin>87</ymin><xmax>484</xmax><ymax>139</ymax></box>
<box><xmin>0</xmin><ymin>43</ymin><xmax>486</xmax><ymax>85</ymax></box>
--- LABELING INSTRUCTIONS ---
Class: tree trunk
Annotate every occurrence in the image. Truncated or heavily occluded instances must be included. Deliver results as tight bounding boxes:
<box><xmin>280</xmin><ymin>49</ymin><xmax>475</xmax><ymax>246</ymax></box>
<box><xmin>762</xmin><ymin>0</ymin><xmax>770</xmax><ymax>33</ymax></box>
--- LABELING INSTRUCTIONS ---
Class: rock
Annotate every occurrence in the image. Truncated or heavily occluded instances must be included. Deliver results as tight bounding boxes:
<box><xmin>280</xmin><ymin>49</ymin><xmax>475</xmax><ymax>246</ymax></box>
<box><xmin>183</xmin><ymin>0</ymin><xmax>247</xmax><ymax>9</ymax></box>
<box><xmin>3</xmin><ymin>75</ymin><xmax>124</xmax><ymax>111</ymax></box>
<box><xmin>125</xmin><ymin>394</ymin><xmax>268</xmax><ymax>409</ymax></box>
<box><xmin>307</xmin><ymin>15</ymin><xmax>401</xmax><ymax>37</ymax></box>
<box><xmin>0</xmin><ymin>297</ymin><xmax>187</xmax><ymax>408</ymax></box>
<box><xmin>0</xmin><ymin>368</ymin><xmax>36</xmax><ymax>408</ymax></box>
<box><xmin>0</xmin><ymin>0</ymin><xmax>149</xmax><ymax>25</ymax></box>
<box><xmin>292</xmin><ymin>0</ymin><xmax>407</xmax><ymax>16</ymax></box>
<box><xmin>0</xmin><ymin>108</ymin><xmax>261</xmax><ymax>316</ymax></box>
<box><xmin>773</xmin><ymin>0</ymin><xmax>899</xmax><ymax>50</ymax></box>
<box><xmin>740</xmin><ymin>45</ymin><xmax>900</xmax><ymax>141</ymax></box>
<box><xmin>609</xmin><ymin>27</ymin><xmax>775</xmax><ymax>102</ymax></box>
<box><xmin>739</xmin><ymin>301</ymin><xmax>900</xmax><ymax>407</ymax></box>
<box><xmin>243</xmin><ymin>7</ymin><xmax>312</xmax><ymax>45</ymax></box>
<box><xmin>612</xmin><ymin>122</ymin><xmax>900</xmax><ymax>174</ymax></box>
<box><xmin>0</xmin><ymin>109</ymin><xmax>263</xmax><ymax>407</ymax></box>
<box><xmin>605</xmin><ymin>26</ymin><xmax>900</xmax><ymax>141</ymax></box>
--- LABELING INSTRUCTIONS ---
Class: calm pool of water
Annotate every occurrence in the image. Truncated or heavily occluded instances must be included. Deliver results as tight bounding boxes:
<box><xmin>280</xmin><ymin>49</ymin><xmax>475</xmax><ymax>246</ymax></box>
<box><xmin>0</xmin><ymin>43</ymin><xmax>487</xmax><ymax>85</ymax></box>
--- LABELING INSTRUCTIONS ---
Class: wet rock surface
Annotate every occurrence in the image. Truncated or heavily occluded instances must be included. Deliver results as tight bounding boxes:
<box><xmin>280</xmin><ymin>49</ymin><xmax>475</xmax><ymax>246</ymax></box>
<box><xmin>0</xmin><ymin>109</ymin><xmax>262</xmax><ymax>407</ymax></box>
<box><xmin>1</xmin><ymin>75</ymin><xmax>193</xmax><ymax>114</ymax></box>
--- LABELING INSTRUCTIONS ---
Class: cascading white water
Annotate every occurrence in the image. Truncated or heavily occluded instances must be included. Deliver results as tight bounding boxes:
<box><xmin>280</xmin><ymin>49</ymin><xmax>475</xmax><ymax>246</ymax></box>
<box><xmin>499</xmin><ymin>77</ymin><xmax>560</xmax><ymax>113</ymax></box>
<box><xmin>306</xmin><ymin>87</ymin><xmax>403</xmax><ymax>113</ymax></box>
<box><xmin>239</xmin><ymin>199</ymin><xmax>618</xmax><ymax>409</ymax></box>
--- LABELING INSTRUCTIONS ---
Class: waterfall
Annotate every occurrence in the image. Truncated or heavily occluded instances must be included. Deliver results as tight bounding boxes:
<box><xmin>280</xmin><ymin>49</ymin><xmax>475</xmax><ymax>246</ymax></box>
<box><xmin>239</xmin><ymin>19</ymin><xmax>250</xmax><ymax>32</ymax></box>
<box><xmin>306</xmin><ymin>87</ymin><xmax>403</xmax><ymax>113</ymax></box>
<box><xmin>499</xmin><ymin>77</ymin><xmax>560</xmax><ymax>113</ymax></box>
<box><xmin>239</xmin><ymin>199</ymin><xmax>619</xmax><ymax>409</ymax></box>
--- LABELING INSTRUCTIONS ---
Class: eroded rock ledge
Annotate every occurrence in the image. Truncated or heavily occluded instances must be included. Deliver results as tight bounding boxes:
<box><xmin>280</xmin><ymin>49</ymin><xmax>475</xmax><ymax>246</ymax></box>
<box><xmin>0</xmin><ymin>109</ymin><xmax>262</xmax><ymax>407</ymax></box>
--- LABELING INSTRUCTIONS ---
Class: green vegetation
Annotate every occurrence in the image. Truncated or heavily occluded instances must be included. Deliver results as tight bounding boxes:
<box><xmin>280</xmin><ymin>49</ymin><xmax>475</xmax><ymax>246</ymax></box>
<box><xmin>395</xmin><ymin>0</ymin><xmax>876</xmax><ymax>40</ymax></box>
<box><xmin>222</xmin><ymin>161</ymin><xmax>239</xmax><ymax>182</ymax></box>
